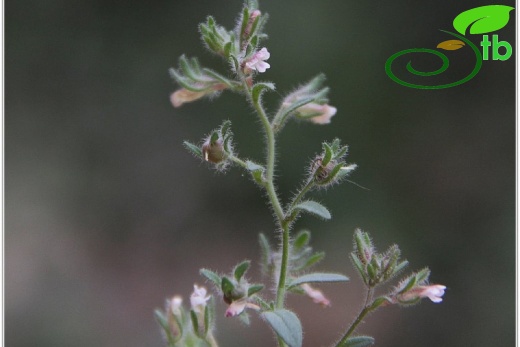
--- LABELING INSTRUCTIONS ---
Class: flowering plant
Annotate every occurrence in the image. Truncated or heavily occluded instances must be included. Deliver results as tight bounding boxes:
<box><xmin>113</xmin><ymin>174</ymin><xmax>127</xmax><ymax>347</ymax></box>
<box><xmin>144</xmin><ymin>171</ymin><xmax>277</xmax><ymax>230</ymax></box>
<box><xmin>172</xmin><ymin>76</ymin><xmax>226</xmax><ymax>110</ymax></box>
<box><xmin>155</xmin><ymin>2</ymin><xmax>445</xmax><ymax>346</ymax></box>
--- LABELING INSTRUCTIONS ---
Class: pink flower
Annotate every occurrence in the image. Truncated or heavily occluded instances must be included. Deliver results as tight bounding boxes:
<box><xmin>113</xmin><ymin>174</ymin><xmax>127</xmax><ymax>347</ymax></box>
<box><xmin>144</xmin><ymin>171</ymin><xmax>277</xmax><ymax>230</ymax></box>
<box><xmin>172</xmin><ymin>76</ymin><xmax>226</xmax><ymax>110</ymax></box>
<box><xmin>398</xmin><ymin>284</ymin><xmax>447</xmax><ymax>303</ymax></box>
<box><xmin>301</xmin><ymin>283</ymin><xmax>331</xmax><ymax>307</ymax></box>
<box><xmin>170</xmin><ymin>89</ymin><xmax>207</xmax><ymax>108</ymax></box>
<box><xmin>245</xmin><ymin>47</ymin><xmax>271</xmax><ymax>73</ymax></box>
<box><xmin>170</xmin><ymin>84</ymin><xmax>227</xmax><ymax>108</ymax></box>
<box><xmin>225</xmin><ymin>299</ymin><xmax>261</xmax><ymax>317</ymax></box>
<box><xmin>190</xmin><ymin>285</ymin><xmax>210</xmax><ymax>313</ymax></box>
<box><xmin>295</xmin><ymin>103</ymin><xmax>337</xmax><ymax>124</ymax></box>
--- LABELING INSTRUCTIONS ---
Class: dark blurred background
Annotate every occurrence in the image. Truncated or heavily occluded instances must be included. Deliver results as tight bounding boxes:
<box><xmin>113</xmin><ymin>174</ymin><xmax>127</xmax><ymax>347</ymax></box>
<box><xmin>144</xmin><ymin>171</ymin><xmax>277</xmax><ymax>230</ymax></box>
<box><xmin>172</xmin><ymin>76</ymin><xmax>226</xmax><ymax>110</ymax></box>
<box><xmin>5</xmin><ymin>0</ymin><xmax>515</xmax><ymax>346</ymax></box>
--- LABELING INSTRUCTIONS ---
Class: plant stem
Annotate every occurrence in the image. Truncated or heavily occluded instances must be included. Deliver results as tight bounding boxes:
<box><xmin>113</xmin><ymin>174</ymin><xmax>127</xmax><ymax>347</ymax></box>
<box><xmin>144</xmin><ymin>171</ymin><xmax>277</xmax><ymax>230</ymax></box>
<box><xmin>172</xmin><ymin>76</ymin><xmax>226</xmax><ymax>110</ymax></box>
<box><xmin>241</xmin><ymin>78</ymin><xmax>284</xmax><ymax>223</ymax></box>
<box><xmin>275</xmin><ymin>222</ymin><xmax>290</xmax><ymax>309</ymax></box>
<box><xmin>241</xmin><ymin>76</ymin><xmax>290</xmax><ymax>346</ymax></box>
<box><xmin>335</xmin><ymin>288</ymin><xmax>375</xmax><ymax>347</ymax></box>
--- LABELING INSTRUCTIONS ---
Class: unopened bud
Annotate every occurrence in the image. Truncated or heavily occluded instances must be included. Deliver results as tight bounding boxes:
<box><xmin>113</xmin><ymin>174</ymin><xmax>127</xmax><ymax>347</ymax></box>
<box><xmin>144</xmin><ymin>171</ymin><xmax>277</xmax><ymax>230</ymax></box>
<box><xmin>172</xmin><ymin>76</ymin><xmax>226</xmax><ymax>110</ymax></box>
<box><xmin>202</xmin><ymin>138</ymin><xmax>225</xmax><ymax>164</ymax></box>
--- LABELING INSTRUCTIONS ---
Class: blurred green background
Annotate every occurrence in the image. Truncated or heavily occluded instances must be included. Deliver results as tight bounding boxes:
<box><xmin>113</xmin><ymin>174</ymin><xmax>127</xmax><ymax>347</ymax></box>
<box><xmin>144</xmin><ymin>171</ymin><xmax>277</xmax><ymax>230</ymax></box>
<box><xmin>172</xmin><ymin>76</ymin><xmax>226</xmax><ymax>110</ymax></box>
<box><xmin>6</xmin><ymin>0</ymin><xmax>515</xmax><ymax>346</ymax></box>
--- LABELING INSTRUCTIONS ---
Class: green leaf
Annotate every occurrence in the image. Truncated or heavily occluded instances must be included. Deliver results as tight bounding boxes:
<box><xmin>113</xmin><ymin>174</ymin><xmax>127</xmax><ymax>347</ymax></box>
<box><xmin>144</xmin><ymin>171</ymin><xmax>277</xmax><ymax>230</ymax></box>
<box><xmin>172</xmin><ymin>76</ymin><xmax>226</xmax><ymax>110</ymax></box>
<box><xmin>247</xmin><ymin>284</ymin><xmax>264</xmax><ymax>297</ymax></box>
<box><xmin>334</xmin><ymin>144</ymin><xmax>349</xmax><ymax>160</ymax></box>
<box><xmin>221</xmin><ymin>277</ymin><xmax>235</xmax><ymax>297</ymax></box>
<box><xmin>200</xmin><ymin>268</ymin><xmax>221</xmax><ymax>287</ymax></box>
<box><xmin>262</xmin><ymin>309</ymin><xmax>303</xmax><ymax>347</ymax></box>
<box><xmin>453</xmin><ymin>5</ymin><xmax>514</xmax><ymax>35</ymax></box>
<box><xmin>204</xmin><ymin>305</ymin><xmax>210</xmax><ymax>336</ymax></box>
<box><xmin>183</xmin><ymin>141</ymin><xmax>202</xmax><ymax>159</ymax></box>
<box><xmin>252</xmin><ymin>82</ymin><xmax>275</xmax><ymax>104</ymax></box>
<box><xmin>350</xmin><ymin>253</ymin><xmax>368</xmax><ymax>284</ymax></box>
<box><xmin>210</xmin><ymin>131</ymin><xmax>219</xmax><ymax>145</ymax></box>
<box><xmin>220</xmin><ymin>120</ymin><xmax>232</xmax><ymax>136</ymax></box>
<box><xmin>293</xmin><ymin>230</ymin><xmax>311</xmax><ymax>251</ymax></box>
<box><xmin>190</xmin><ymin>309</ymin><xmax>201</xmax><ymax>337</ymax></box>
<box><xmin>205</xmin><ymin>296</ymin><xmax>216</xmax><ymax>333</ymax></box>
<box><xmin>322</xmin><ymin>143</ymin><xmax>333</xmax><ymax>166</ymax></box>
<box><xmin>258</xmin><ymin>233</ymin><xmax>272</xmax><ymax>275</ymax></box>
<box><xmin>303</xmin><ymin>251</ymin><xmax>325</xmax><ymax>269</ymax></box>
<box><xmin>246</xmin><ymin>160</ymin><xmax>265</xmax><ymax>184</ymax></box>
<box><xmin>234</xmin><ymin>260</ymin><xmax>251</xmax><ymax>281</ymax></box>
<box><xmin>154</xmin><ymin>309</ymin><xmax>179</xmax><ymax>345</ymax></box>
<box><xmin>338</xmin><ymin>336</ymin><xmax>375</xmax><ymax>347</ymax></box>
<box><xmin>203</xmin><ymin>68</ymin><xmax>233</xmax><ymax>88</ymax></box>
<box><xmin>288</xmin><ymin>273</ymin><xmax>349</xmax><ymax>288</ymax></box>
<box><xmin>294</xmin><ymin>200</ymin><xmax>331</xmax><ymax>220</ymax></box>
<box><xmin>246</xmin><ymin>160</ymin><xmax>264</xmax><ymax>172</ymax></box>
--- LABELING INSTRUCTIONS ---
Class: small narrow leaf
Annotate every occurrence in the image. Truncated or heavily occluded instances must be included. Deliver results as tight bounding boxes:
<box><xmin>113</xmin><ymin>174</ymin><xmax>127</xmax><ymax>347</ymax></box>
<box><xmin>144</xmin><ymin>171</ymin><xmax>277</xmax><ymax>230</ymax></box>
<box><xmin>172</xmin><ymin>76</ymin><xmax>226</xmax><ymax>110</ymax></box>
<box><xmin>246</xmin><ymin>160</ymin><xmax>265</xmax><ymax>184</ymax></box>
<box><xmin>259</xmin><ymin>233</ymin><xmax>272</xmax><ymax>275</ymax></box>
<box><xmin>220</xmin><ymin>120</ymin><xmax>232</xmax><ymax>137</ymax></box>
<box><xmin>322</xmin><ymin>143</ymin><xmax>333</xmax><ymax>166</ymax></box>
<box><xmin>303</xmin><ymin>251</ymin><xmax>325</xmax><ymax>269</ymax></box>
<box><xmin>293</xmin><ymin>230</ymin><xmax>311</xmax><ymax>250</ymax></box>
<box><xmin>210</xmin><ymin>132</ymin><xmax>219</xmax><ymax>145</ymax></box>
<box><xmin>221</xmin><ymin>277</ymin><xmax>235</xmax><ymax>297</ymax></box>
<box><xmin>338</xmin><ymin>336</ymin><xmax>375</xmax><ymax>347</ymax></box>
<box><xmin>262</xmin><ymin>309</ymin><xmax>303</xmax><ymax>347</ymax></box>
<box><xmin>204</xmin><ymin>305</ymin><xmax>210</xmax><ymax>336</ymax></box>
<box><xmin>350</xmin><ymin>253</ymin><xmax>368</xmax><ymax>284</ymax></box>
<box><xmin>154</xmin><ymin>309</ymin><xmax>178</xmax><ymax>345</ymax></box>
<box><xmin>246</xmin><ymin>160</ymin><xmax>264</xmax><ymax>172</ymax></box>
<box><xmin>247</xmin><ymin>284</ymin><xmax>264</xmax><ymax>297</ymax></box>
<box><xmin>288</xmin><ymin>273</ymin><xmax>349</xmax><ymax>288</ymax></box>
<box><xmin>294</xmin><ymin>200</ymin><xmax>331</xmax><ymax>220</ymax></box>
<box><xmin>252</xmin><ymin>82</ymin><xmax>275</xmax><ymax>104</ymax></box>
<box><xmin>190</xmin><ymin>310</ymin><xmax>201</xmax><ymax>337</ymax></box>
<box><xmin>203</xmin><ymin>68</ymin><xmax>234</xmax><ymax>88</ymax></box>
<box><xmin>200</xmin><ymin>269</ymin><xmax>221</xmax><ymax>287</ymax></box>
<box><xmin>437</xmin><ymin>39</ymin><xmax>465</xmax><ymax>50</ymax></box>
<box><xmin>234</xmin><ymin>260</ymin><xmax>251</xmax><ymax>281</ymax></box>
<box><xmin>183</xmin><ymin>141</ymin><xmax>203</xmax><ymax>159</ymax></box>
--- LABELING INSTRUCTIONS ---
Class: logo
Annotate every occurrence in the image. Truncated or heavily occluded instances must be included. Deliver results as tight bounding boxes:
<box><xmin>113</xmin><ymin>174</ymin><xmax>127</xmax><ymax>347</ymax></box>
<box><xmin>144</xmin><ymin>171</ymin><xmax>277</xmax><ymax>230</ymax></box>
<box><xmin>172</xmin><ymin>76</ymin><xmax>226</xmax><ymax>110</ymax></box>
<box><xmin>385</xmin><ymin>5</ymin><xmax>514</xmax><ymax>89</ymax></box>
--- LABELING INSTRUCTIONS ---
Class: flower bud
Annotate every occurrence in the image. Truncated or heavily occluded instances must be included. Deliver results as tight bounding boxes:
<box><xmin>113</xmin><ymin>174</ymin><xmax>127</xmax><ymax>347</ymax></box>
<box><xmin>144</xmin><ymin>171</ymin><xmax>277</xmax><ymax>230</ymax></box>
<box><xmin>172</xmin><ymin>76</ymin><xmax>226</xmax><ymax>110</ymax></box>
<box><xmin>202</xmin><ymin>137</ymin><xmax>226</xmax><ymax>164</ymax></box>
<box><xmin>311</xmin><ymin>156</ymin><xmax>338</xmax><ymax>184</ymax></box>
<box><xmin>166</xmin><ymin>296</ymin><xmax>183</xmax><ymax>339</ymax></box>
<box><xmin>295</xmin><ymin>103</ymin><xmax>337</xmax><ymax>124</ymax></box>
<box><xmin>396</xmin><ymin>284</ymin><xmax>447</xmax><ymax>304</ymax></box>
<box><xmin>170</xmin><ymin>84</ymin><xmax>227</xmax><ymax>108</ymax></box>
<box><xmin>301</xmin><ymin>283</ymin><xmax>331</xmax><ymax>307</ymax></box>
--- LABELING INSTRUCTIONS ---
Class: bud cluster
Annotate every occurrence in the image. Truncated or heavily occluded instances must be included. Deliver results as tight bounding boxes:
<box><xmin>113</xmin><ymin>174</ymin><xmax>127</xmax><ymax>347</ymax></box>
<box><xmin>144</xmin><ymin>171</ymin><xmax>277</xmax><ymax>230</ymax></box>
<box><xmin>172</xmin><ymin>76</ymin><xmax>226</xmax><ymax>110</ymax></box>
<box><xmin>200</xmin><ymin>261</ymin><xmax>264</xmax><ymax>320</ymax></box>
<box><xmin>389</xmin><ymin>268</ymin><xmax>446</xmax><ymax>305</ymax></box>
<box><xmin>184</xmin><ymin>120</ymin><xmax>234</xmax><ymax>171</ymax></box>
<box><xmin>350</xmin><ymin>229</ymin><xmax>408</xmax><ymax>288</ymax></box>
<box><xmin>155</xmin><ymin>285</ymin><xmax>216</xmax><ymax>347</ymax></box>
<box><xmin>309</xmin><ymin>139</ymin><xmax>357</xmax><ymax>187</ymax></box>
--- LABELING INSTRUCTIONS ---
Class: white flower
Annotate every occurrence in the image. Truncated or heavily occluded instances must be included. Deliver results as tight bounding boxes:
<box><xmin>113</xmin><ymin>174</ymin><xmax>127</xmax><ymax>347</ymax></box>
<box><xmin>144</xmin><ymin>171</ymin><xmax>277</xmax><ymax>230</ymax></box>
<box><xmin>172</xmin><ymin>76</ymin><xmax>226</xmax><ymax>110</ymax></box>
<box><xmin>245</xmin><ymin>47</ymin><xmax>271</xmax><ymax>73</ymax></box>
<box><xmin>295</xmin><ymin>103</ymin><xmax>337</xmax><ymax>124</ymax></box>
<box><xmin>190</xmin><ymin>285</ymin><xmax>210</xmax><ymax>313</ymax></box>
<box><xmin>398</xmin><ymin>284</ymin><xmax>447</xmax><ymax>303</ymax></box>
<box><xmin>225</xmin><ymin>299</ymin><xmax>261</xmax><ymax>317</ymax></box>
<box><xmin>301</xmin><ymin>283</ymin><xmax>331</xmax><ymax>307</ymax></box>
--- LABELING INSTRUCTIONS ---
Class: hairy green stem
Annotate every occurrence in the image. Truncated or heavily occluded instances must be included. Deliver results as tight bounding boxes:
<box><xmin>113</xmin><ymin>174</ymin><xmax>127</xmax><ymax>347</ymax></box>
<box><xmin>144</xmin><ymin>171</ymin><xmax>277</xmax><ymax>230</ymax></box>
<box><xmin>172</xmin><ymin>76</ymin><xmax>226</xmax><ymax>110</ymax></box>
<box><xmin>240</xmin><ymin>76</ymin><xmax>289</xmax><ymax>312</ymax></box>
<box><xmin>335</xmin><ymin>288</ymin><xmax>375</xmax><ymax>347</ymax></box>
<box><xmin>275</xmin><ymin>222</ymin><xmax>290</xmax><ymax>309</ymax></box>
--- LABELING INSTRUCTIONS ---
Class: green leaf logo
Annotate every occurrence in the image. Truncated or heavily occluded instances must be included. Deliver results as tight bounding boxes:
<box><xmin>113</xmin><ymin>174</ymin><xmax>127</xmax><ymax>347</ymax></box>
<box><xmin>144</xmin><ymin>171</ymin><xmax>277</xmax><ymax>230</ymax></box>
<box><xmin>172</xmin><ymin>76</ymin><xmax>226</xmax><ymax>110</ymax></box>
<box><xmin>453</xmin><ymin>5</ymin><xmax>514</xmax><ymax>35</ymax></box>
